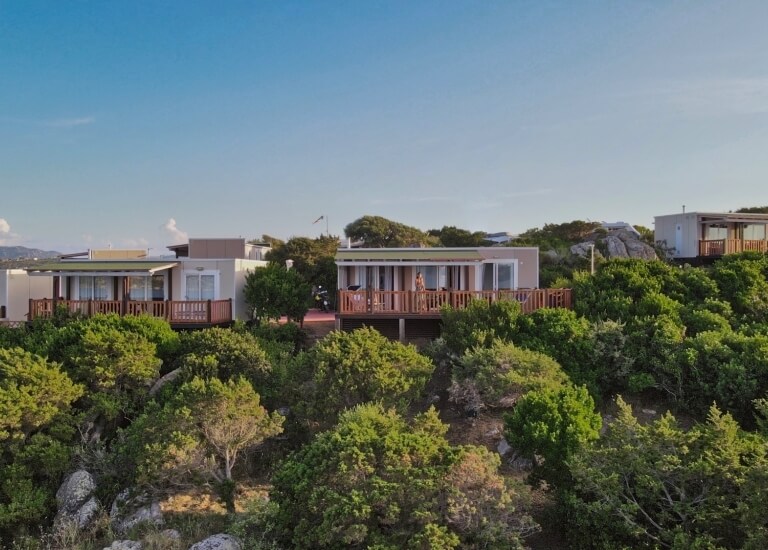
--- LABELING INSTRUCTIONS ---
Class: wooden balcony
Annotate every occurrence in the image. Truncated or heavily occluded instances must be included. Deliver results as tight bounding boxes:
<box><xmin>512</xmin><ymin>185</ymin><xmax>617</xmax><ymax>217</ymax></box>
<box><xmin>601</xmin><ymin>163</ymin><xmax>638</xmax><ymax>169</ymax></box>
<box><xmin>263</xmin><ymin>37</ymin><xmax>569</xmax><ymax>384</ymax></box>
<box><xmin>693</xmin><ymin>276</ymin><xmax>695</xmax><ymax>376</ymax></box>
<box><xmin>699</xmin><ymin>239</ymin><xmax>768</xmax><ymax>257</ymax></box>
<box><xmin>28</xmin><ymin>299</ymin><xmax>233</xmax><ymax>327</ymax></box>
<box><xmin>337</xmin><ymin>289</ymin><xmax>572</xmax><ymax>316</ymax></box>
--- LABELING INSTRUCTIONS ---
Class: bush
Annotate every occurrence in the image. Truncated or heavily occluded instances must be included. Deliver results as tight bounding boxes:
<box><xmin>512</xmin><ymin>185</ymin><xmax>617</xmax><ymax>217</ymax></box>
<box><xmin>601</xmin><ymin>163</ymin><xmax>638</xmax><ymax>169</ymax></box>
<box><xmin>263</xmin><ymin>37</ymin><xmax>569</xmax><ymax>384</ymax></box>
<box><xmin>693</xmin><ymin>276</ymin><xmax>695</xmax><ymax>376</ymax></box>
<box><xmin>440</xmin><ymin>300</ymin><xmax>522</xmax><ymax>354</ymax></box>
<box><xmin>449</xmin><ymin>340</ymin><xmax>569</xmax><ymax>412</ymax></box>
<box><xmin>294</xmin><ymin>327</ymin><xmax>434</xmax><ymax>430</ymax></box>
<box><xmin>269</xmin><ymin>404</ymin><xmax>537</xmax><ymax>549</ymax></box>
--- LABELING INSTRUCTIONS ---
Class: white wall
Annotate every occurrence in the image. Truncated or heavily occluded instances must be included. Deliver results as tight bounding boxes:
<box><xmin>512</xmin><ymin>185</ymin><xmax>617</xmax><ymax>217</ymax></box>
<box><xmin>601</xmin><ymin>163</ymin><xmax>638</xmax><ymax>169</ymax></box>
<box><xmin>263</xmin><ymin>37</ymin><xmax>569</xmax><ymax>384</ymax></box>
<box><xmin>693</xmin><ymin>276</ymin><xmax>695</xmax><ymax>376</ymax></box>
<box><xmin>0</xmin><ymin>270</ymin><xmax>53</xmax><ymax>322</ymax></box>
<box><xmin>654</xmin><ymin>213</ymin><xmax>699</xmax><ymax>258</ymax></box>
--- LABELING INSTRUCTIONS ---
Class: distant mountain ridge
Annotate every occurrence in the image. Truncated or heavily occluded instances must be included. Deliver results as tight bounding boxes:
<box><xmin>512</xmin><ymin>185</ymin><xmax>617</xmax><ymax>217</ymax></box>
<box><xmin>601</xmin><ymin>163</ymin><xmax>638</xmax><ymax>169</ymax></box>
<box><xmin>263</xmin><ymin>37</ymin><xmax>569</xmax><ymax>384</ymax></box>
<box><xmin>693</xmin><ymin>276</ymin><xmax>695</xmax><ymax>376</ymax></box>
<box><xmin>0</xmin><ymin>246</ymin><xmax>61</xmax><ymax>260</ymax></box>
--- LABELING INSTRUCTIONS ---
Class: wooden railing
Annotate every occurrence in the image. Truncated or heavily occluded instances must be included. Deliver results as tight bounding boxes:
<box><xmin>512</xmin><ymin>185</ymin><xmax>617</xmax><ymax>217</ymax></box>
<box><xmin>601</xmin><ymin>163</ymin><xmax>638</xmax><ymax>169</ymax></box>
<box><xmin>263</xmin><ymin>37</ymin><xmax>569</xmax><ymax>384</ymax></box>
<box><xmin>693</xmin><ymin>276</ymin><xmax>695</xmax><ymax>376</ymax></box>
<box><xmin>28</xmin><ymin>299</ymin><xmax>232</xmax><ymax>325</ymax></box>
<box><xmin>336</xmin><ymin>289</ymin><xmax>572</xmax><ymax>315</ymax></box>
<box><xmin>699</xmin><ymin>239</ymin><xmax>768</xmax><ymax>256</ymax></box>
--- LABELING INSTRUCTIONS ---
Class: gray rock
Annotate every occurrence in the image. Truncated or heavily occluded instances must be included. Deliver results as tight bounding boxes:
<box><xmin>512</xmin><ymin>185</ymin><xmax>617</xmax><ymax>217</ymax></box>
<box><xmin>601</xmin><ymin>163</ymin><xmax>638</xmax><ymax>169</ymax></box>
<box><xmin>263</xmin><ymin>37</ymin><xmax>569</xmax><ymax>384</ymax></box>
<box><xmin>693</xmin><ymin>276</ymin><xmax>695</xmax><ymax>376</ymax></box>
<box><xmin>56</xmin><ymin>470</ymin><xmax>97</xmax><ymax>514</ymax></box>
<box><xmin>188</xmin><ymin>534</ymin><xmax>242</xmax><ymax>550</ymax></box>
<box><xmin>605</xmin><ymin>235</ymin><xmax>629</xmax><ymax>258</ymax></box>
<box><xmin>623</xmin><ymin>238</ymin><xmax>657</xmax><ymax>260</ymax></box>
<box><xmin>110</xmin><ymin>489</ymin><xmax>164</xmax><ymax>534</ymax></box>
<box><xmin>161</xmin><ymin>529</ymin><xmax>182</xmax><ymax>541</ymax></box>
<box><xmin>497</xmin><ymin>437</ymin><xmax>512</xmax><ymax>457</ymax></box>
<box><xmin>276</xmin><ymin>406</ymin><xmax>291</xmax><ymax>417</ymax></box>
<box><xmin>54</xmin><ymin>470</ymin><xmax>100</xmax><ymax>530</ymax></box>
<box><xmin>104</xmin><ymin>541</ymin><xmax>143</xmax><ymax>550</ymax></box>
<box><xmin>641</xmin><ymin>408</ymin><xmax>657</xmax><ymax>416</ymax></box>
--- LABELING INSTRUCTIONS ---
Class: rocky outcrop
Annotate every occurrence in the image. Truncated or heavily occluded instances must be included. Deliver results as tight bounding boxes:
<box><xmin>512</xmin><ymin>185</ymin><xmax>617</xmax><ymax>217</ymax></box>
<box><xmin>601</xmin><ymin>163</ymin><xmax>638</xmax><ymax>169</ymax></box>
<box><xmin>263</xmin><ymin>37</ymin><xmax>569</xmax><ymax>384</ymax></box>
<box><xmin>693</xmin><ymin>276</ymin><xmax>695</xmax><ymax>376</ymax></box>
<box><xmin>571</xmin><ymin>229</ymin><xmax>657</xmax><ymax>261</ymax></box>
<box><xmin>54</xmin><ymin>470</ymin><xmax>100</xmax><ymax>530</ymax></box>
<box><xmin>104</xmin><ymin>541</ymin><xmax>143</xmax><ymax>550</ymax></box>
<box><xmin>148</xmin><ymin>368</ymin><xmax>182</xmax><ymax>397</ymax></box>
<box><xmin>110</xmin><ymin>489</ymin><xmax>164</xmax><ymax>534</ymax></box>
<box><xmin>188</xmin><ymin>534</ymin><xmax>242</xmax><ymax>550</ymax></box>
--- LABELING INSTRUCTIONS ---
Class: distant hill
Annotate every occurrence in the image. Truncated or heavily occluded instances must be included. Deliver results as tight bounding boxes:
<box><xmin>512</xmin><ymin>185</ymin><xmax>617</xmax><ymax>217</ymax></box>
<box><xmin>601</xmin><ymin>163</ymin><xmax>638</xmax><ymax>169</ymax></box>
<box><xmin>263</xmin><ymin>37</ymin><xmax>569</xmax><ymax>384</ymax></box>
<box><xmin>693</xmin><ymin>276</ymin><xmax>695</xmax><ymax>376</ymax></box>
<box><xmin>0</xmin><ymin>246</ymin><xmax>61</xmax><ymax>260</ymax></box>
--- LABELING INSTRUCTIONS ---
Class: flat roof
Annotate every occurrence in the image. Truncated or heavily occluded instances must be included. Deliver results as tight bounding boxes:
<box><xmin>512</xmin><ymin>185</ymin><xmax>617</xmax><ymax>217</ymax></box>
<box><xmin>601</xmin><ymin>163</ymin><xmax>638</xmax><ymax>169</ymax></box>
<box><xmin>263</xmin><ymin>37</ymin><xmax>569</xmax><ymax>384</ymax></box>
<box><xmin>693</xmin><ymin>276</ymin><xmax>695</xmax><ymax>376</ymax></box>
<box><xmin>26</xmin><ymin>261</ymin><xmax>178</xmax><ymax>276</ymax></box>
<box><xmin>336</xmin><ymin>249</ymin><xmax>485</xmax><ymax>262</ymax></box>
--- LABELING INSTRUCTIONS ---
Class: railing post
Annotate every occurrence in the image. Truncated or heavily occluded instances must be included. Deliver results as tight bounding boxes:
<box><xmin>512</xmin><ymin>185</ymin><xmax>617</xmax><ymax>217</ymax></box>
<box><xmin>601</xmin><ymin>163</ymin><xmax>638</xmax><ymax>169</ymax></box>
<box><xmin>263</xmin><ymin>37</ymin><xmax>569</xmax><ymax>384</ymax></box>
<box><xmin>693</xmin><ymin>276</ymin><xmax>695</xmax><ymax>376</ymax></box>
<box><xmin>207</xmin><ymin>300</ymin><xmax>212</xmax><ymax>323</ymax></box>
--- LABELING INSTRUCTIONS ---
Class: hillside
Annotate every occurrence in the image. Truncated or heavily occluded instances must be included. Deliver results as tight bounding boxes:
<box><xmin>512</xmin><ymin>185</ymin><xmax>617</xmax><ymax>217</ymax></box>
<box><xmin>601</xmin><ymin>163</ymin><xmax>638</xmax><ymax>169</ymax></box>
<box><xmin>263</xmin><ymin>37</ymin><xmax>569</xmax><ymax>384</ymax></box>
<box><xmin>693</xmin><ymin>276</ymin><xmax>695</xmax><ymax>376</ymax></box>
<box><xmin>0</xmin><ymin>245</ymin><xmax>60</xmax><ymax>260</ymax></box>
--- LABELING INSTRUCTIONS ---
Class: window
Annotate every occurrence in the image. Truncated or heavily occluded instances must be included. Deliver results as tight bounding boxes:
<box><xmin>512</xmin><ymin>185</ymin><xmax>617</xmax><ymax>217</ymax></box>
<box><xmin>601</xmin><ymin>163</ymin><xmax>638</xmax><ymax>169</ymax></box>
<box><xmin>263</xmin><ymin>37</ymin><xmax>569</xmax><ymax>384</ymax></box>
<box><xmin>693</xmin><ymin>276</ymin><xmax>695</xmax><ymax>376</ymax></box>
<box><xmin>481</xmin><ymin>262</ymin><xmax>517</xmax><ymax>291</ymax></box>
<box><xmin>414</xmin><ymin>266</ymin><xmax>447</xmax><ymax>290</ymax></box>
<box><xmin>705</xmin><ymin>224</ymin><xmax>728</xmax><ymax>240</ymax></box>
<box><xmin>129</xmin><ymin>275</ymin><xmax>165</xmax><ymax>301</ymax></box>
<box><xmin>78</xmin><ymin>276</ymin><xmax>111</xmax><ymax>300</ymax></box>
<box><xmin>185</xmin><ymin>272</ymin><xmax>217</xmax><ymax>300</ymax></box>
<box><xmin>743</xmin><ymin>224</ymin><xmax>766</xmax><ymax>240</ymax></box>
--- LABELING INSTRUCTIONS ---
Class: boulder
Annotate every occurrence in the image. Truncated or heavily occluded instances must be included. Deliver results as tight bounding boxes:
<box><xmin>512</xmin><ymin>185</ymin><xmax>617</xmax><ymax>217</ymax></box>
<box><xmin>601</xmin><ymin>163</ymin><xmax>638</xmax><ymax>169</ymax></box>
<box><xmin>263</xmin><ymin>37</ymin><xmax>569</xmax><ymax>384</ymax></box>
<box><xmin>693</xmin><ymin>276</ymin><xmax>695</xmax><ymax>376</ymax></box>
<box><xmin>497</xmin><ymin>437</ymin><xmax>512</xmax><ymax>457</ymax></box>
<box><xmin>110</xmin><ymin>489</ymin><xmax>164</xmax><ymax>534</ymax></box>
<box><xmin>104</xmin><ymin>541</ymin><xmax>143</xmax><ymax>550</ymax></box>
<box><xmin>622</xmin><ymin>237</ymin><xmax>657</xmax><ymax>260</ymax></box>
<box><xmin>188</xmin><ymin>534</ymin><xmax>242</xmax><ymax>550</ymax></box>
<box><xmin>54</xmin><ymin>470</ymin><xmax>99</xmax><ymax>530</ymax></box>
<box><xmin>605</xmin><ymin>235</ymin><xmax>629</xmax><ymax>258</ymax></box>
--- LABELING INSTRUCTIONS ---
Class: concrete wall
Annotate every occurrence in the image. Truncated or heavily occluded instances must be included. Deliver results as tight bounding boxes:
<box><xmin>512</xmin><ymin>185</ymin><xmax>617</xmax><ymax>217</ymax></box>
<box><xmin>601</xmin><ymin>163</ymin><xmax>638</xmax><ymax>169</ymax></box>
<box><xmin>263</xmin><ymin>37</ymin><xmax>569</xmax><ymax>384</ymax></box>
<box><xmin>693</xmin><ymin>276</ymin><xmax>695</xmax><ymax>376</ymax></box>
<box><xmin>188</xmin><ymin>238</ymin><xmax>247</xmax><ymax>259</ymax></box>
<box><xmin>0</xmin><ymin>270</ymin><xmax>53</xmax><ymax>322</ymax></box>
<box><xmin>654</xmin><ymin>213</ymin><xmax>699</xmax><ymax>258</ymax></box>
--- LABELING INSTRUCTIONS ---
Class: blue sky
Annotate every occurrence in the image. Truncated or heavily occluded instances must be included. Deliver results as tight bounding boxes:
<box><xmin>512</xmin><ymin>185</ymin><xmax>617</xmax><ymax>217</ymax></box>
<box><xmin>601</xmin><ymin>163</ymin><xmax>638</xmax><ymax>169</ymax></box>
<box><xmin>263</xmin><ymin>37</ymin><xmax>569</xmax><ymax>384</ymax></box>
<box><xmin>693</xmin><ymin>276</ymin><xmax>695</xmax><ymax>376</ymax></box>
<box><xmin>2</xmin><ymin>1</ymin><xmax>767</xmax><ymax>253</ymax></box>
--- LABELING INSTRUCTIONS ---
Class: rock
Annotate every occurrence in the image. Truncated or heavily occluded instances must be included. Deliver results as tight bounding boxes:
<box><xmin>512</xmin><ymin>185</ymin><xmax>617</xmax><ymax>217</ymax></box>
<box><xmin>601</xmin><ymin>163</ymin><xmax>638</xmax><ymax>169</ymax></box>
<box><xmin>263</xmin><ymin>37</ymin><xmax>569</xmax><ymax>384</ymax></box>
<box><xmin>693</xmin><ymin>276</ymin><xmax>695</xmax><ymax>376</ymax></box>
<box><xmin>641</xmin><ymin>408</ymin><xmax>657</xmax><ymax>416</ymax></box>
<box><xmin>188</xmin><ymin>533</ymin><xmax>242</xmax><ymax>550</ymax></box>
<box><xmin>276</xmin><ymin>406</ymin><xmax>291</xmax><ymax>417</ymax></box>
<box><xmin>508</xmin><ymin>454</ymin><xmax>533</xmax><ymax>472</ymax></box>
<box><xmin>104</xmin><ymin>541</ymin><xmax>143</xmax><ymax>550</ymax></box>
<box><xmin>622</xmin><ymin>238</ymin><xmax>657</xmax><ymax>260</ymax></box>
<box><xmin>161</xmin><ymin>529</ymin><xmax>182</xmax><ymax>541</ymax></box>
<box><xmin>56</xmin><ymin>470</ymin><xmax>97</xmax><ymax>514</ymax></box>
<box><xmin>110</xmin><ymin>489</ymin><xmax>164</xmax><ymax>534</ymax></box>
<box><xmin>429</xmin><ymin>394</ymin><xmax>440</xmax><ymax>405</ymax></box>
<box><xmin>497</xmin><ymin>437</ymin><xmax>512</xmax><ymax>457</ymax></box>
<box><xmin>605</xmin><ymin>235</ymin><xmax>629</xmax><ymax>258</ymax></box>
<box><xmin>54</xmin><ymin>470</ymin><xmax>99</xmax><ymax>530</ymax></box>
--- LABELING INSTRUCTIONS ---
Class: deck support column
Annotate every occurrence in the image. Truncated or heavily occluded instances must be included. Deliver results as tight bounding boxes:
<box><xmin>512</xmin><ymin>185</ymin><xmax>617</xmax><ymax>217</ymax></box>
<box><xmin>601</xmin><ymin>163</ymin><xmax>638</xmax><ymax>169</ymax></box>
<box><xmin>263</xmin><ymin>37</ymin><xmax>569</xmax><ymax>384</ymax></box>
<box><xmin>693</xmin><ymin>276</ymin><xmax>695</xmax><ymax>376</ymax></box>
<box><xmin>399</xmin><ymin>318</ymin><xmax>405</xmax><ymax>342</ymax></box>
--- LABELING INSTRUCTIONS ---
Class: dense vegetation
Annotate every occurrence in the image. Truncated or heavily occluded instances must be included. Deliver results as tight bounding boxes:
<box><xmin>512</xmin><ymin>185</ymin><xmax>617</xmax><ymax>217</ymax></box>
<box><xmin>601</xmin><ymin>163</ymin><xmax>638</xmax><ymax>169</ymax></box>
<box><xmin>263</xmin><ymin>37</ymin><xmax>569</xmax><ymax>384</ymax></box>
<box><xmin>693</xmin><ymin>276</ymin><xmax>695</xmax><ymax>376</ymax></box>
<box><xmin>2</xmin><ymin>251</ymin><xmax>768</xmax><ymax>549</ymax></box>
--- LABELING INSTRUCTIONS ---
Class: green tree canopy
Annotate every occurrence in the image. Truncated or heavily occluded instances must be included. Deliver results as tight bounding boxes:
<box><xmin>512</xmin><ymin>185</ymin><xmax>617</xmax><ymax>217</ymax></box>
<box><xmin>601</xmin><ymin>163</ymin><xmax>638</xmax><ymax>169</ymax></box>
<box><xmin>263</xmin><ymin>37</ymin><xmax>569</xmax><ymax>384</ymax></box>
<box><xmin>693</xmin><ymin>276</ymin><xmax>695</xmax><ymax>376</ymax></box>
<box><xmin>566</xmin><ymin>398</ymin><xmax>768</xmax><ymax>549</ymax></box>
<box><xmin>270</xmin><ymin>403</ymin><xmax>537</xmax><ymax>549</ymax></box>
<box><xmin>123</xmin><ymin>376</ymin><xmax>283</xmax><ymax>513</ymax></box>
<box><xmin>428</xmin><ymin>225</ymin><xmax>489</xmax><ymax>247</ymax></box>
<box><xmin>294</xmin><ymin>327</ymin><xmax>434</xmax><ymax>430</ymax></box>
<box><xmin>244</xmin><ymin>263</ymin><xmax>312</xmax><ymax>323</ymax></box>
<box><xmin>344</xmin><ymin>215</ymin><xmax>435</xmax><ymax>248</ymax></box>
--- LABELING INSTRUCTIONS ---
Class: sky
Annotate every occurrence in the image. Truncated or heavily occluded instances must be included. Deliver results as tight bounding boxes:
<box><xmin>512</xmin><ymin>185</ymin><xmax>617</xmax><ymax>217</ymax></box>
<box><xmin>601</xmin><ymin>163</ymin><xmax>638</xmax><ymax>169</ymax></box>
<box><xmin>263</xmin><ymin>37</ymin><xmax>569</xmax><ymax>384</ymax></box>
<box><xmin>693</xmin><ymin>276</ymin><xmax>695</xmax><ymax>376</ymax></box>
<box><xmin>2</xmin><ymin>1</ymin><xmax>768</xmax><ymax>254</ymax></box>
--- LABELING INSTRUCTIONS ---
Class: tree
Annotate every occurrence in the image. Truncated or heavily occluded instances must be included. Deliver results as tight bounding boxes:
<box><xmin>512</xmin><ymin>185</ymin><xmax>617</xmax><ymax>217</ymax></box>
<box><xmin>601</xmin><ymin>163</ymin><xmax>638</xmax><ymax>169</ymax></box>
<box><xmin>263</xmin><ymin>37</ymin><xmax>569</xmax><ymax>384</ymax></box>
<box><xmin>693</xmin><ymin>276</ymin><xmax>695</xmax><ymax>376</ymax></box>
<box><xmin>269</xmin><ymin>403</ymin><xmax>537</xmax><ymax>549</ymax></box>
<box><xmin>428</xmin><ymin>225</ymin><xmax>488</xmax><ymax>247</ymax></box>
<box><xmin>504</xmin><ymin>385</ymin><xmax>601</xmax><ymax>488</ymax></box>
<box><xmin>243</xmin><ymin>263</ymin><xmax>312</xmax><ymax>323</ymax></box>
<box><xmin>344</xmin><ymin>215</ymin><xmax>435</xmax><ymax>248</ymax></box>
<box><xmin>566</xmin><ymin>398</ymin><xmax>768</xmax><ymax>549</ymax></box>
<box><xmin>125</xmin><ymin>376</ymin><xmax>283</xmax><ymax>513</ymax></box>
<box><xmin>72</xmin><ymin>326</ymin><xmax>161</xmax><ymax>425</ymax></box>
<box><xmin>439</xmin><ymin>299</ymin><xmax>522</xmax><ymax>355</ymax></box>
<box><xmin>510</xmin><ymin>220</ymin><xmax>601</xmax><ymax>250</ymax></box>
<box><xmin>295</xmin><ymin>327</ymin><xmax>434</xmax><ymax>429</ymax></box>
<box><xmin>449</xmin><ymin>340</ymin><xmax>569</xmax><ymax>413</ymax></box>
<box><xmin>175</xmin><ymin>327</ymin><xmax>271</xmax><ymax>385</ymax></box>
<box><xmin>265</xmin><ymin>234</ymin><xmax>339</xmax><ymax>292</ymax></box>
<box><xmin>0</xmin><ymin>348</ymin><xmax>83</xmax><ymax>536</ymax></box>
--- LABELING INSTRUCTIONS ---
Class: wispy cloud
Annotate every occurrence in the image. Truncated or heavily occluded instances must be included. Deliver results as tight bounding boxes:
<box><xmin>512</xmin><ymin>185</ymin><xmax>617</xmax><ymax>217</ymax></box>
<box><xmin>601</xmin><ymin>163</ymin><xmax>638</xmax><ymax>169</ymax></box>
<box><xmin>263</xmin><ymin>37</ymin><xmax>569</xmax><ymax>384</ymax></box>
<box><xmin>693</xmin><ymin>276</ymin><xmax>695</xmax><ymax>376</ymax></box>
<box><xmin>630</xmin><ymin>77</ymin><xmax>768</xmax><ymax>117</ymax></box>
<box><xmin>370</xmin><ymin>195</ymin><xmax>455</xmax><ymax>206</ymax></box>
<box><xmin>163</xmin><ymin>218</ymin><xmax>188</xmax><ymax>244</ymax></box>
<box><xmin>122</xmin><ymin>238</ymin><xmax>149</xmax><ymax>248</ymax></box>
<box><xmin>44</xmin><ymin>116</ymin><xmax>95</xmax><ymax>128</ymax></box>
<box><xmin>500</xmin><ymin>189</ymin><xmax>553</xmax><ymax>199</ymax></box>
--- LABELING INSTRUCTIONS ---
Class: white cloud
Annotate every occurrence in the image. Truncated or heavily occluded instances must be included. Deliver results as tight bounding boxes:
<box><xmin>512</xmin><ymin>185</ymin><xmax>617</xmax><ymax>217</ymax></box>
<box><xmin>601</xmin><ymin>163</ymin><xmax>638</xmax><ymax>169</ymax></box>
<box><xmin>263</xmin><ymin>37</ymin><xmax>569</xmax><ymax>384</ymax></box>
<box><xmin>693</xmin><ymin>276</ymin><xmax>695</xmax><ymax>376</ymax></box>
<box><xmin>163</xmin><ymin>218</ymin><xmax>188</xmax><ymax>244</ymax></box>
<box><xmin>0</xmin><ymin>218</ymin><xmax>18</xmax><ymax>245</ymax></box>
<box><xmin>44</xmin><ymin>116</ymin><xmax>95</xmax><ymax>128</ymax></box>
<box><xmin>121</xmin><ymin>238</ymin><xmax>149</xmax><ymax>248</ymax></box>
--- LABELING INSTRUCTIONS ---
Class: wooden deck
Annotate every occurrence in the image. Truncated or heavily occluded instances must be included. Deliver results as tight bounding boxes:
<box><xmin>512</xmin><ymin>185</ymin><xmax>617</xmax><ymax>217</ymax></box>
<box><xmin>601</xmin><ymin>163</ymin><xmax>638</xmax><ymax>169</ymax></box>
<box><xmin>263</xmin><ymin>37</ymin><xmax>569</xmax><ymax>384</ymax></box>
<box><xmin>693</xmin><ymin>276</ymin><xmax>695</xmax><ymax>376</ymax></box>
<box><xmin>28</xmin><ymin>298</ymin><xmax>233</xmax><ymax>326</ymax></box>
<box><xmin>337</xmin><ymin>289</ymin><xmax>572</xmax><ymax>316</ymax></box>
<box><xmin>699</xmin><ymin>239</ymin><xmax>768</xmax><ymax>257</ymax></box>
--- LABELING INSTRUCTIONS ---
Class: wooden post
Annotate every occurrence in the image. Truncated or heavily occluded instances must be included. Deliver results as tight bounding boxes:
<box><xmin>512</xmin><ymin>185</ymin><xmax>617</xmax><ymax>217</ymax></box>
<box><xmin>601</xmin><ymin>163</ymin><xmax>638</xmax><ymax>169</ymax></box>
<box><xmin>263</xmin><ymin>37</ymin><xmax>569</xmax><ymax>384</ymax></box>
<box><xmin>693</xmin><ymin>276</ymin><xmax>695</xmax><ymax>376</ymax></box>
<box><xmin>207</xmin><ymin>300</ymin><xmax>212</xmax><ymax>323</ymax></box>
